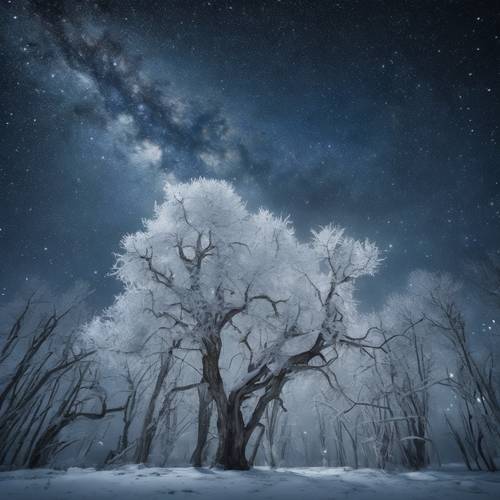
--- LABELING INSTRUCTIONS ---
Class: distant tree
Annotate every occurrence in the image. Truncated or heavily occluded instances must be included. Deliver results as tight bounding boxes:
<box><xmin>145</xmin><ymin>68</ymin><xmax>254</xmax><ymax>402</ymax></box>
<box><xmin>467</xmin><ymin>252</ymin><xmax>500</xmax><ymax>309</ymax></box>
<box><xmin>262</xmin><ymin>398</ymin><xmax>288</xmax><ymax>468</ymax></box>
<box><xmin>362</xmin><ymin>287</ymin><xmax>434</xmax><ymax>470</ymax></box>
<box><xmin>0</xmin><ymin>283</ymin><xmax>123</xmax><ymax>468</ymax></box>
<box><xmin>85</xmin><ymin>289</ymin><xmax>198</xmax><ymax>466</ymax></box>
<box><xmin>417</xmin><ymin>272</ymin><xmax>500</xmax><ymax>471</ymax></box>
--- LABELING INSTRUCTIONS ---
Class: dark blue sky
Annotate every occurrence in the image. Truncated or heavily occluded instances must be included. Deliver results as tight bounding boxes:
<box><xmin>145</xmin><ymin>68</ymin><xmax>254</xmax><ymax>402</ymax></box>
<box><xmin>0</xmin><ymin>0</ymin><xmax>499</xmax><ymax>310</ymax></box>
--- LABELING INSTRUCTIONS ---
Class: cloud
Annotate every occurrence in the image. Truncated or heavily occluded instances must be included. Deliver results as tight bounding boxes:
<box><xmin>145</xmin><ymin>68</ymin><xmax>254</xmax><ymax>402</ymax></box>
<box><xmin>131</xmin><ymin>140</ymin><xmax>163</xmax><ymax>168</ymax></box>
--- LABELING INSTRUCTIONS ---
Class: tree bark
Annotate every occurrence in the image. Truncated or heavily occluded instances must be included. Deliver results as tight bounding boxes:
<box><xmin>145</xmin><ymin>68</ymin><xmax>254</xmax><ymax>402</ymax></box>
<box><xmin>202</xmin><ymin>331</ymin><xmax>325</xmax><ymax>470</ymax></box>
<box><xmin>190</xmin><ymin>382</ymin><xmax>213</xmax><ymax>467</ymax></box>
<box><xmin>214</xmin><ymin>401</ymin><xmax>249</xmax><ymax>469</ymax></box>
<box><xmin>134</xmin><ymin>352</ymin><xmax>172</xmax><ymax>464</ymax></box>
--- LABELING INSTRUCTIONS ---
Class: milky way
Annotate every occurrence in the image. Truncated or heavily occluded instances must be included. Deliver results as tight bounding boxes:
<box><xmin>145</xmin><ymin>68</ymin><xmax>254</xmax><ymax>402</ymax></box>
<box><xmin>0</xmin><ymin>0</ymin><xmax>498</xmax><ymax>308</ymax></box>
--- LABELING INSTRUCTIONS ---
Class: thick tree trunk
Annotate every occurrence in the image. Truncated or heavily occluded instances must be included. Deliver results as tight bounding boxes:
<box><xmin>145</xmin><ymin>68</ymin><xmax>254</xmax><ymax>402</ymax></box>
<box><xmin>201</xmin><ymin>331</ymin><xmax>325</xmax><ymax>470</ymax></box>
<box><xmin>214</xmin><ymin>402</ymin><xmax>249</xmax><ymax>470</ymax></box>
<box><xmin>202</xmin><ymin>337</ymin><xmax>250</xmax><ymax>470</ymax></box>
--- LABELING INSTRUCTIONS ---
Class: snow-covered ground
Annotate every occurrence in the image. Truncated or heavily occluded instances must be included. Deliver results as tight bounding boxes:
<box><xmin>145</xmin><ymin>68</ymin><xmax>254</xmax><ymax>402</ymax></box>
<box><xmin>1</xmin><ymin>465</ymin><xmax>499</xmax><ymax>500</ymax></box>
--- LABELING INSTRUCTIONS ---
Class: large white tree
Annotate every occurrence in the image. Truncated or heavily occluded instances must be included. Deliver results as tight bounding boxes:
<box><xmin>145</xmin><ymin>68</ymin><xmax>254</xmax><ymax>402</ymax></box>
<box><xmin>111</xmin><ymin>178</ymin><xmax>380</xmax><ymax>469</ymax></box>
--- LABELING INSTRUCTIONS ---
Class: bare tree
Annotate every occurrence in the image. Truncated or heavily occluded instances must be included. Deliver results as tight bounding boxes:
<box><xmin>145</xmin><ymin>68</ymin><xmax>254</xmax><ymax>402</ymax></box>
<box><xmin>28</xmin><ymin>365</ymin><xmax>124</xmax><ymax>468</ymax></box>
<box><xmin>0</xmin><ymin>286</ymin><xmax>124</xmax><ymax>468</ymax></box>
<box><xmin>424</xmin><ymin>276</ymin><xmax>499</xmax><ymax>471</ymax></box>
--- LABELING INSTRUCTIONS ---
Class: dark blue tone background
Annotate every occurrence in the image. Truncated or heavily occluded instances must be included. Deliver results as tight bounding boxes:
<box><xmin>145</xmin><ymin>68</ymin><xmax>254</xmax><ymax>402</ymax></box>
<box><xmin>0</xmin><ymin>0</ymin><xmax>498</xmax><ymax>310</ymax></box>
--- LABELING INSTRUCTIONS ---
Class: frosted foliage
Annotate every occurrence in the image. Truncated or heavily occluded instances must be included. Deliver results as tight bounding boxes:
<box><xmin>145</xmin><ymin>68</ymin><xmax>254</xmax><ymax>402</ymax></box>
<box><xmin>84</xmin><ymin>289</ymin><xmax>169</xmax><ymax>368</ymax></box>
<box><xmin>312</xmin><ymin>225</ymin><xmax>379</xmax><ymax>279</ymax></box>
<box><xmin>407</xmin><ymin>270</ymin><xmax>461</xmax><ymax>300</ymax></box>
<box><xmin>109</xmin><ymin>178</ymin><xmax>379</xmax><ymax>364</ymax></box>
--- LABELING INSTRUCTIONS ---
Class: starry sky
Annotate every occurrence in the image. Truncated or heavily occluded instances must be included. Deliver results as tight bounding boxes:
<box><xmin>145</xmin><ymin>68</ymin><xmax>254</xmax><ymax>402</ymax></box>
<box><xmin>0</xmin><ymin>0</ymin><xmax>499</xmax><ymax>309</ymax></box>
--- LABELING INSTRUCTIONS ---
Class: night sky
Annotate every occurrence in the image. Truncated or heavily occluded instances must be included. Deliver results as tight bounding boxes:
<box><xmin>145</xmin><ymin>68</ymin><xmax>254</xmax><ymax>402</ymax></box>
<box><xmin>1</xmin><ymin>0</ymin><xmax>499</xmax><ymax>309</ymax></box>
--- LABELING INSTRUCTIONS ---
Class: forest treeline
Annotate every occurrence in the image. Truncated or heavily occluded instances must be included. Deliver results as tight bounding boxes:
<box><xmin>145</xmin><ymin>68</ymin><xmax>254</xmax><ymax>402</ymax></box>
<box><xmin>1</xmin><ymin>179</ymin><xmax>499</xmax><ymax>471</ymax></box>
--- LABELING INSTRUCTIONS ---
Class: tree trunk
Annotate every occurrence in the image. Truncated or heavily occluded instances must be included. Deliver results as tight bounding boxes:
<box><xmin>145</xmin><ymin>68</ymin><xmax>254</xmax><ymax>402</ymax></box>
<box><xmin>201</xmin><ymin>331</ymin><xmax>325</xmax><ymax>470</ymax></box>
<box><xmin>414</xmin><ymin>420</ymin><xmax>428</xmax><ymax>469</ymax></box>
<box><xmin>190</xmin><ymin>382</ymin><xmax>213</xmax><ymax>467</ymax></box>
<box><xmin>134</xmin><ymin>353</ymin><xmax>171</xmax><ymax>464</ymax></box>
<box><xmin>248</xmin><ymin>423</ymin><xmax>265</xmax><ymax>467</ymax></box>
<box><xmin>215</xmin><ymin>428</ymin><xmax>249</xmax><ymax>469</ymax></box>
<box><xmin>214</xmin><ymin>401</ymin><xmax>249</xmax><ymax>470</ymax></box>
<box><xmin>202</xmin><ymin>336</ymin><xmax>250</xmax><ymax>469</ymax></box>
<box><xmin>29</xmin><ymin>420</ymin><xmax>67</xmax><ymax>468</ymax></box>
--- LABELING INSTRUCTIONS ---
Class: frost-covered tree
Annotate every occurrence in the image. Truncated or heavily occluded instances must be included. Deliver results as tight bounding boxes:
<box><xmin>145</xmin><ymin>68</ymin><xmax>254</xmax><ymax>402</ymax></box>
<box><xmin>85</xmin><ymin>288</ymin><xmax>198</xmax><ymax>465</ymax></box>
<box><xmin>358</xmin><ymin>288</ymin><xmax>435</xmax><ymax>469</ymax></box>
<box><xmin>111</xmin><ymin>178</ymin><xmax>380</xmax><ymax>469</ymax></box>
<box><xmin>413</xmin><ymin>272</ymin><xmax>500</xmax><ymax>471</ymax></box>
